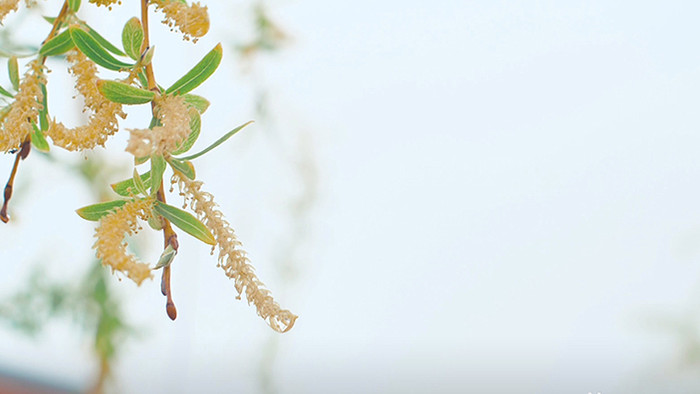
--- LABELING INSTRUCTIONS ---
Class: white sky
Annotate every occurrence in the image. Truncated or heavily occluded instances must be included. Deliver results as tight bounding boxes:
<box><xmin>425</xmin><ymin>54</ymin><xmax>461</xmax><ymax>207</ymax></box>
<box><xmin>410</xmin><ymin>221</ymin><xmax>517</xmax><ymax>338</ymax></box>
<box><xmin>2</xmin><ymin>1</ymin><xmax>700</xmax><ymax>393</ymax></box>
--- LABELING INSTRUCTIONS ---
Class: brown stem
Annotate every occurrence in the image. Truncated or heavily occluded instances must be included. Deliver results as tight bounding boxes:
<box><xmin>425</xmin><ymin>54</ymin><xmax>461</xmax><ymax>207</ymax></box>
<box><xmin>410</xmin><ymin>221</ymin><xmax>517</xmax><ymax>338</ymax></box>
<box><xmin>0</xmin><ymin>137</ymin><xmax>29</xmax><ymax>223</ymax></box>
<box><xmin>2</xmin><ymin>2</ymin><xmax>71</xmax><ymax>223</ymax></box>
<box><xmin>142</xmin><ymin>0</ymin><xmax>178</xmax><ymax>320</ymax></box>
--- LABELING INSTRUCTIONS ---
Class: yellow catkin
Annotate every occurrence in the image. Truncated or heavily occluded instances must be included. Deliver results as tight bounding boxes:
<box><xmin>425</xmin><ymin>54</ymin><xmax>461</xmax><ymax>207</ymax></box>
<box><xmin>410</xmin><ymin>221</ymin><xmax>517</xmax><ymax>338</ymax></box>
<box><xmin>0</xmin><ymin>0</ymin><xmax>20</xmax><ymax>24</ymax></box>
<box><xmin>152</xmin><ymin>0</ymin><xmax>209</xmax><ymax>42</ymax></box>
<box><xmin>0</xmin><ymin>59</ymin><xmax>45</xmax><ymax>152</ymax></box>
<box><xmin>94</xmin><ymin>198</ymin><xmax>154</xmax><ymax>285</ymax></box>
<box><xmin>88</xmin><ymin>0</ymin><xmax>121</xmax><ymax>8</ymax></box>
<box><xmin>174</xmin><ymin>173</ymin><xmax>298</xmax><ymax>333</ymax></box>
<box><xmin>126</xmin><ymin>94</ymin><xmax>190</xmax><ymax>157</ymax></box>
<box><xmin>46</xmin><ymin>50</ymin><xmax>126</xmax><ymax>151</ymax></box>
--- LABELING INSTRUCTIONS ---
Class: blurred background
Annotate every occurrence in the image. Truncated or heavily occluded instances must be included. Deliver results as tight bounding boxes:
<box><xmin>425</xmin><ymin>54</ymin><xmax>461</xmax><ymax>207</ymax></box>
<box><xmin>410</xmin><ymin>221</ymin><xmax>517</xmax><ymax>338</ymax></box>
<box><xmin>1</xmin><ymin>0</ymin><xmax>700</xmax><ymax>393</ymax></box>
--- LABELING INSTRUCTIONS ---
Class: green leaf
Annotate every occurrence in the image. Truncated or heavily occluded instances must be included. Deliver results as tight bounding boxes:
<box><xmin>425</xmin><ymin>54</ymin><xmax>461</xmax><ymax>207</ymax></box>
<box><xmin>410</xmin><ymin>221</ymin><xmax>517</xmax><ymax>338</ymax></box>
<box><xmin>121</xmin><ymin>17</ymin><xmax>144</xmax><ymax>61</ymax></box>
<box><xmin>141</xmin><ymin>45</ymin><xmax>155</xmax><ymax>66</ymax></box>
<box><xmin>76</xmin><ymin>200</ymin><xmax>129</xmax><ymax>221</ymax></box>
<box><xmin>132</xmin><ymin>169</ymin><xmax>148</xmax><ymax>196</ymax></box>
<box><xmin>70</xmin><ymin>28</ymin><xmax>133</xmax><ymax>71</ymax></box>
<box><xmin>172</xmin><ymin>108</ymin><xmax>201</xmax><ymax>155</ymax></box>
<box><xmin>167</xmin><ymin>157</ymin><xmax>195</xmax><ymax>179</ymax></box>
<box><xmin>0</xmin><ymin>84</ymin><xmax>13</xmax><ymax>98</ymax></box>
<box><xmin>177</xmin><ymin>121</ymin><xmax>253</xmax><ymax>161</ymax></box>
<box><xmin>82</xmin><ymin>23</ymin><xmax>126</xmax><ymax>57</ymax></box>
<box><xmin>43</xmin><ymin>16</ymin><xmax>56</xmax><ymax>24</ymax></box>
<box><xmin>137</xmin><ymin>71</ymin><xmax>148</xmax><ymax>89</ymax></box>
<box><xmin>30</xmin><ymin>122</ymin><xmax>49</xmax><ymax>153</ymax></box>
<box><xmin>153</xmin><ymin>202</ymin><xmax>216</xmax><ymax>245</ymax></box>
<box><xmin>183</xmin><ymin>94</ymin><xmax>210</xmax><ymax>113</ymax></box>
<box><xmin>150</xmin><ymin>154</ymin><xmax>166</xmax><ymax>196</ymax></box>
<box><xmin>165</xmin><ymin>43</ymin><xmax>222</xmax><ymax>95</ymax></box>
<box><xmin>39</xmin><ymin>29</ymin><xmax>75</xmax><ymax>57</ymax></box>
<box><xmin>68</xmin><ymin>0</ymin><xmax>81</xmax><ymax>13</ymax></box>
<box><xmin>8</xmin><ymin>56</ymin><xmax>18</xmax><ymax>91</ymax></box>
<box><xmin>155</xmin><ymin>244</ymin><xmax>177</xmax><ymax>269</ymax></box>
<box><xmin>39</xmin><ymin>83</ymin><xmax>49</xmax><ymax>131</ymax></box>
<box><xmin>97</xmin><ymin>80</ymin><xmax>155</xmax><ymax>104</ymax></box>
<box><xmin>111</xmin><ymin>171</ymin><xmax>151</xmax><ymax>196</ymax></box>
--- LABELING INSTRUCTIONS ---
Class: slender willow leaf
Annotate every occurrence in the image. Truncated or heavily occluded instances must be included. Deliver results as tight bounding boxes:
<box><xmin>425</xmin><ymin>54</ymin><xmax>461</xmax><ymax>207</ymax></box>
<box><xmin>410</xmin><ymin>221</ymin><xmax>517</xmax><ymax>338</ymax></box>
<box><xmin>30</xmin><ymin>122</ymin><xmax>49</xmax><ymax>153</ymax></box>
<box><xmin>153</xmin><ymin>202</ymin><xmax>216</xmax><ymax>245</ymax></box>
<box><xmin>172</xmin><ymin>109</ymin><xmax>201</xmax><ymax>155</ymax></box>
<box><xmin>0</xmin><ymin>85</ymin><xmax>12</xmax><ymax>98</ymax></box>
<box><xmin>68</xmin><ymin>0</ymin><xmax>81</xmax><ymax>13</ymax></box>
<box><xmin>97</xmin><ymin>80</ymin><xmax>155</xmax><ymax>104</ymax></box>
<box><xmin>111</xmin><ymin>171</ymin><xmax>151</xmax><ymax>196</ymax></box>
<box><xmin>39</xmin><ymin>29</ymin><xmax>74</xmax><ymax>57</ymax></box>
<box><xmin>177</xmin><ymin>121</ymin><xmax>253</xmax><ymax>161</ymax></box>
<box><xmin>8</xmin><ymin>56</ymin><xmax>18</xmax><ymax>91</ymax></box>
<box><xmin>167</xmin><ymin>157</ymin><xmax>195</xmax><ymax>179</ymax></box>
<box><xmin>183</xmin><ymin>94</ymin><xmax>210</xmax><ymax>113</ymax></box>
<box><xmin>44</xmin><ymin>16</ymin><xmax>56</xmax><ymax>24</ymax></box>
<box><xmin>76</xmin><ymin>200</ymin><xmax>128</xmax><ymax>221</ymax></box>
<box><xmin>121</xmin><ymin>17</ymin><xmax>144</xmax><ymax>61</ymax></box>
<box><xmin>82</xmin><ymin>23</ymin><xmax>126</xmax><ymax>57</ymax></box>
<box><xmin>39</xmin><ymin>84</ymin><xmax>49</xmax><ymax>131</ymax></box>
<box><xmin>70</xmin><ymin>28</ymin><xmax>133</xmax><ymax>71</ymax></box>
<box><xmin>132</xmin><ymin>169</ymin><xmax>148</xmax><ymax>196</ymax></box>
<box><xmin>150</xmin><ymin>155</ymin><xmax>166</xmax><ymax>196</ymax></box>
<box><xmin>165</xmin><ymin>43</ymin><xmax>222</xmax><ymax>95</ymax></box>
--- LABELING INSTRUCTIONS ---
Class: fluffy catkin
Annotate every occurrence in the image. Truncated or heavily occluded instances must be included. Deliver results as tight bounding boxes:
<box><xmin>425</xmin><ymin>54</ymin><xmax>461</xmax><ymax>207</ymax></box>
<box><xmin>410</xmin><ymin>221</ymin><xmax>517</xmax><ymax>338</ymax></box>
<box><xmin>151</xmin><ymin>0</ymin><xmax>209</xmax><ymax>42</ymax></box>
<box><xmin>126</xmin><ymin>95</ymin><xmax>190</xmax><ymax>157</ymax></box>
<box><xmin>174</xmin><ymin>173</ymin><xmax>297</xmax><ymax>333</ymax></box>
<box><xmin>0</xmin><ymin>59</ymin><xmax>45</xmax><ymax>152</ymax></box>
<box><xmin>46</xmin><ymin>50</ymin><xmax>126</xmax><ymax>151</ymax></box>
<box><xmin>94</xmin><ymin>198</ymin><xmax>154</xmax><ymax>285</ymax></box>
<box><xmin>0</xmin><ymin>0</ymin><xmax>20</xmax><ymax>24</ymax></box>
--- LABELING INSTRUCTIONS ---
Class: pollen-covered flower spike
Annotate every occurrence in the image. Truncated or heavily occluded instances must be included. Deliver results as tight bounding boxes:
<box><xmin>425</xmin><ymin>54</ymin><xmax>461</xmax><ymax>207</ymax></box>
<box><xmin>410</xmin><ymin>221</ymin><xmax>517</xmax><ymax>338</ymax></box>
<box><xmin>175</xmin><ymin>173</ymin><xmax>298</xmax><ymax>333</ymax></box>
<box><xmin>0</xmin><ymin>59</ymin><xmax>45</xmax><ymax>152</ymax></box>
<box><xmin>126</xmin><ymin>94</ymin><xmax>190</xmax><ymax>157</ymax></box>
<box><xmin>152</xmin><ymin>0</ymin><xmax>210</xmax><ymax>42</ymax></box>
<box><xmin>94</xmin><ymin>198</ymin><xmax>155</xmax><ymax>285</ymax></box>
<box><xmin>46</xmin><ymin>50</ymin><xmax>127</xmax><ymax>151</ymax></box>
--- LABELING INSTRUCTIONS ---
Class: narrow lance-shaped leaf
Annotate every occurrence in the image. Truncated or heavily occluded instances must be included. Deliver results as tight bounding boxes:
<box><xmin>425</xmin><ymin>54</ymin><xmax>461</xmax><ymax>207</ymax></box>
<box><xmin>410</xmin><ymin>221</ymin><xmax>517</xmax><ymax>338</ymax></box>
<box><xmin>30</xmin><ymin>122</ymin><xmax>49</xmax><ymax>153</ymax></box>
<box><xmin>150</xmin><ymin>154</ymin><xmax>166</xmax><ymax>196</ymax></box>
<box><xmin>0</xmin><ymin>84</ymin><xmax>12</xmax><ymax>98</ymax></box>
<box><xmin>183</xmin><ymin>94</ymin><xmax>210</xmax><ymax>113</ymax></box>
<box><xmin>76</xmin><ymin>200</ymin><xmax>128</xmax><ymax>221</ymax></box>
<box><xmin>97</xmin><ymin>80</ymin><xmax>155</xmax><ymax>105</ymax></box>
<box><xmin>39</xmin><ymin>83</ymin><xmax>49</xmax><ymax>132</ymax></box>
<box><xmin>167</xmin><ymin>157</ymin><xmax>195</xmax><ymax>180</ymax></box>
<box><xmin>177</xmin><ymin>121</ymin><xmax>253</xmax><ymax>161</ymax></box>
<box><xmin>132</xmin><ymin>169</ymin><xmax>148</xmax><ymax>196</ymax></box>
<box><xmin>68</xmin><ymin>0</ymin><xmax>81</xmax><ymax>13</ymax></box>
<box><xmin>8</xmin><ymin>56</ymin><xmax>18</xmax><ymax>91</ymax></box>
<box><xmin>153</xmin><ymin>202</ymin><xmax>216</xmax><ymax>245</ymax></box>
<box><xmin>39</xmin><ymin>29</ymin><xmax>75</xmax><ymax>57</ymax></box>
<box><xmin>70</xmin><ymin>28</ymin><xmax>133</xmax><ymax>71</ymax></box>
<box><xmin>165</xmin><ymin>43</ymin><xmax>222</xmax><ymax>95</ymax></box>
<box><xmin>121</xmin><ymin>17</ymin><xmax>144</xmax><ymax>61</ymax></box>
<box><xmin>111</xmin><ymin>171</ymin><xmax>151</xmax><ymax>196</ymax></box>
<box><xmin>82</xmin><ymin>23</ymin><xmax>127</xmax><ymax>57</ymax></box>
<box><xmin>172</xmin><ymin>108</ymin><xmax>201</xmax><ymax>155</ymax></box>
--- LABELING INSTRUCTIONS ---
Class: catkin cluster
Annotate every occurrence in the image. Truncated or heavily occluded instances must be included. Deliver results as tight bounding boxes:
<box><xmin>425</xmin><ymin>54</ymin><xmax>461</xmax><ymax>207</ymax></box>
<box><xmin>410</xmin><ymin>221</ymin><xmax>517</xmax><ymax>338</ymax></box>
<box><xmin>174</xmin><ymin>173</ymin><xmax>298</xmax><ymax>333</ymax></box>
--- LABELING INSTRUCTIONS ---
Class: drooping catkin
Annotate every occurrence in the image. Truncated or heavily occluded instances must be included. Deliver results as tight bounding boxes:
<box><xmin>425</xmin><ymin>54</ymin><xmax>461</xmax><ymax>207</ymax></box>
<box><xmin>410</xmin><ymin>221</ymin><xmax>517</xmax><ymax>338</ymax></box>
<box><xmin>46</xmin><ymin>50</ymin><xmax>126</xmax><ymax>151</ymax></box>
<box><xmin>174</xmin><ymin>173</ymin><xmax>297</xmax><ymax>333</ymax></box>
<box><xmin>126</xmin><ymin>94</ymin><xmax>190</xmax><ymax>157</ymax></box>
<box><xmin>151</xmin><ymin>0</ymin><xmax>209</xmax><ymax>42</ymax></box>
<box><xmin>0</xmin><ymin>0</ymin><xmax>20</xmax><ymax>24</ymax></box>
<box><xmin>94</xmin><ymin>198</ymin><xmax>154</xmax><ymax>285</ymax></box>
<box><xmin>0</xmin><ymin>59</ymin><xmax>45</xmax><ymax>152</ymax></box>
